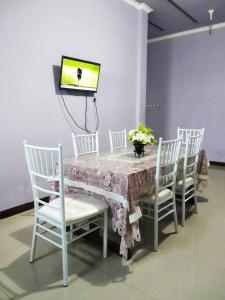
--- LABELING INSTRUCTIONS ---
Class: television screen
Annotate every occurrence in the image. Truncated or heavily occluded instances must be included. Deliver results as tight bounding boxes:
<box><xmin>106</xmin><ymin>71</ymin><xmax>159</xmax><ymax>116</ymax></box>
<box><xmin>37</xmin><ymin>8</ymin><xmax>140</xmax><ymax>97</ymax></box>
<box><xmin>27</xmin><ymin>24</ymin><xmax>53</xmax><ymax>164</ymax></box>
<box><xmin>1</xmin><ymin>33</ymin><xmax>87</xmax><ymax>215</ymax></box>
<box><xmin>59</xmin><ymin>56</ymin><xmax>101</xmax><ymax>92</ymax></box>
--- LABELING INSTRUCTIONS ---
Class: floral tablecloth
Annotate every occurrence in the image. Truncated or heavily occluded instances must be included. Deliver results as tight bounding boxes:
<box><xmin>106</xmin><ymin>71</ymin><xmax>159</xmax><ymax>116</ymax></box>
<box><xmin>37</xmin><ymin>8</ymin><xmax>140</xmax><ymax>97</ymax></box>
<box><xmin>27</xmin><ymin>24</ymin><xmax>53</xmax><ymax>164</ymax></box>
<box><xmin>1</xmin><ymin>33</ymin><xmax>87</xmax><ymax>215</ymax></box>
<box><xmin>63</xmin><ymin>145</ymin><xmax>208</xmax><ymax>257</ymax></box>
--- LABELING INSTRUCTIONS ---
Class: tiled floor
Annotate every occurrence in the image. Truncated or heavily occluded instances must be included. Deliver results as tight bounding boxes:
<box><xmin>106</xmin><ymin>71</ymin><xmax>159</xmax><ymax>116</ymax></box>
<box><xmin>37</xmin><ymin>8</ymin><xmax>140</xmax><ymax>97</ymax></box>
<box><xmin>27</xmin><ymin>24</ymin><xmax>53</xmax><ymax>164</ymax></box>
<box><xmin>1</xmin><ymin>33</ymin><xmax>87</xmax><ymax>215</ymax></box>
<box><xmin>1</xmin><ymin>165</ymin><xmax>225</xmax><ymax>300</ymax></box>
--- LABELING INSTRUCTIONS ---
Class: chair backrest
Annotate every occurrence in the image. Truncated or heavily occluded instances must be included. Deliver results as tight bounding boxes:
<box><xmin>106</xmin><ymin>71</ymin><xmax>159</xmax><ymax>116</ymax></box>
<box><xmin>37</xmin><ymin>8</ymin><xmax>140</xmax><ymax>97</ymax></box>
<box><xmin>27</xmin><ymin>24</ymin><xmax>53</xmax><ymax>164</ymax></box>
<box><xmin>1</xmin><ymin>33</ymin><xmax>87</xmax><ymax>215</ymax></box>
<box><xmin>177</xmin><ymin>127</ymin><xmax>204</xmax><ymax>144</ymax></box>
<box><xmin>183</xmin><ymin>134</ymin><xmax>202</xmax><ymax>178</ymax></box>
<box><xmin>72</xmin><ymin>132</ymin><xmax>99</xmax><ymax>158</ymax></box>
<box><xmin>109</xmin><ymin>129</ymin><xmax>127</xmax><ymax>151</ymax></box>
<box><xmin>24</xmin><ymin>141</ymin><xmax>66</xmax><ymax>225</ymax></box>
<box><xmin>155</xmin><ymin>138</ymin><xmax>182</xmax><ymax>193</ymax></box>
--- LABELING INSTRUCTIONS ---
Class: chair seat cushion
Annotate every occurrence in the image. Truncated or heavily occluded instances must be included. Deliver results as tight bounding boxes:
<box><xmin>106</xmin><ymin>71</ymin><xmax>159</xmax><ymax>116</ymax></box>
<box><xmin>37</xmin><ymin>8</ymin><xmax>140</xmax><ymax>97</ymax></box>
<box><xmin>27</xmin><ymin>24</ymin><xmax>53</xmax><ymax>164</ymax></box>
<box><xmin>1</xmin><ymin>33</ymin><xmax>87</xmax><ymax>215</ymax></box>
<box><xmin>176</xmin><ymin>177</ymin><xmax>194</xmax><ymax>191</ymax></box>
<box><xmin>142</xmin><ymin>188</ymin><xmax>174</xmax><ymax>205</ymax></box>
<box><xmin>38</xmin><ymin>193</ymin><xmax>108</xmax><ymax>224</ymax></box>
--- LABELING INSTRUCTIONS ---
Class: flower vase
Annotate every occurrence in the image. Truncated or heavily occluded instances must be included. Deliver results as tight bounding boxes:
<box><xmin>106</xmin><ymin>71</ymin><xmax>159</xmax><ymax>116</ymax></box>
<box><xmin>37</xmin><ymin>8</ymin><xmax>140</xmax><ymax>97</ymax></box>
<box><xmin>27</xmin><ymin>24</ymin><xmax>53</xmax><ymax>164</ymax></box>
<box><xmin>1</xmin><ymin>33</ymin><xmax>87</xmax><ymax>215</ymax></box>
<box><xmin>134</xmin><ymin>144</ymin><xmax>145</xmax><ymax>157</ymax></box>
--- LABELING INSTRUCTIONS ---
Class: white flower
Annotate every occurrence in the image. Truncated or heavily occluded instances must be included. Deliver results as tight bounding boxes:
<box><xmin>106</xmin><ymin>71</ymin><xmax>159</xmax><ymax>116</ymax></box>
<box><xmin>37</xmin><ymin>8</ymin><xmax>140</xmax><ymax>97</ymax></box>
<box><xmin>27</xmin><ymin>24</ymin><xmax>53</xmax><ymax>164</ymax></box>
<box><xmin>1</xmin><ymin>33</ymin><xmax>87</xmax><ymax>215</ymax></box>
<box><xmin>128</xmin><ymin>123</ymin><xmax>157</xmax><ymax>145</ymax></box>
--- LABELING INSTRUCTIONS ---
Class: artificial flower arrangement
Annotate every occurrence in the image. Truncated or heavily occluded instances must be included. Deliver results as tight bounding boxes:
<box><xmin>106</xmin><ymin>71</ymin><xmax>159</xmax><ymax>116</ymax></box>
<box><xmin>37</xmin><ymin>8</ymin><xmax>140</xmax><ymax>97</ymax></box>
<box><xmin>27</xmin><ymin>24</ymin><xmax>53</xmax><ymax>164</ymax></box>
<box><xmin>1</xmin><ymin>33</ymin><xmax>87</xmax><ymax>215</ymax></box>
<box><xmin>128</xmin><ymin>123</ymin><xmax>157</xmax><ymax>146</ymax></box>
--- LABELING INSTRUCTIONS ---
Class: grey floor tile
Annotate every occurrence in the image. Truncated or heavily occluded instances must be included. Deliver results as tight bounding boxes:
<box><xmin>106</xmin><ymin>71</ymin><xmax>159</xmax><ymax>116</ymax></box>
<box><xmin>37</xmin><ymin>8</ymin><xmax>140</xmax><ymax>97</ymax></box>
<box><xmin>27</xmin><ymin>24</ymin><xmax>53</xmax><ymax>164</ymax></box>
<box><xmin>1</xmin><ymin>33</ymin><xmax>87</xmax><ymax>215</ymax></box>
<box><xmin>145</xmin><ymin>254</ymin><xmax>225</xmax><ymax>300</ymax></box>
<box><xmin>1</xmin><ymin>165</ymin><xmax>225</xmax><ymax>300</ymax></box>
<box><xmin>0</xmin><ymin>288</ymin><xmax>11</xmax><ymax>300</ymax></box>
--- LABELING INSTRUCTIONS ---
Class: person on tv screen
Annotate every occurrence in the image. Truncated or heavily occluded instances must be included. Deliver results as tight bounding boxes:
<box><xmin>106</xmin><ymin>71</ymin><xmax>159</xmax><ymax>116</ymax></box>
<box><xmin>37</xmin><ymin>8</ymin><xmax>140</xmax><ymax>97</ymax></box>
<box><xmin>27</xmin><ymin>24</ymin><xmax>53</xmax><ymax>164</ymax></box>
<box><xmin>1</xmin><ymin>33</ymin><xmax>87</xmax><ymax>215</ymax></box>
<box><xmin>77</xmin><ymin>67</ymin><xmax>82</xmax><ymax>85</ymax></box>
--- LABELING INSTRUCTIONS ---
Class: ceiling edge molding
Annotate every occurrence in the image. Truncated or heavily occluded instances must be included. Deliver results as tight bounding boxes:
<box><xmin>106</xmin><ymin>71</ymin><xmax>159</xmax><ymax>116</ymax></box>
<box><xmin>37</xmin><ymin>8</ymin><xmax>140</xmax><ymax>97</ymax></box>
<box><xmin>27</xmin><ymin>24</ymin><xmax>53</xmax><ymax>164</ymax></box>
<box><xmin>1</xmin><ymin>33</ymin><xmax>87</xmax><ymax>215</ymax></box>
<box><xmin>148</xmin><ymin>22</ymin><xmax>225</xmax><ymax>43</ymax></box>
<box><xmin>123</xmin><ymin>0</ymin><xmax>153</xmax><ymax>14</ymax></box>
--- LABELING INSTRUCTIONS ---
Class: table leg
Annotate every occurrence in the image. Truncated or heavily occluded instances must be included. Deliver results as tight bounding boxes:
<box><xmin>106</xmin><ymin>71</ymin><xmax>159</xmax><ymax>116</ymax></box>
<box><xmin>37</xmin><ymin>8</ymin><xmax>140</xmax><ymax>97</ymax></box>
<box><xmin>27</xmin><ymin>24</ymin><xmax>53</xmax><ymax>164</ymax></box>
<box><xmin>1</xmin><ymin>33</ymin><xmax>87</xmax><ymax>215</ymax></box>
<box><xmin>127</xmin><ymin>248</ymin><xmax>132</xmax><ymax>260</ymax></box>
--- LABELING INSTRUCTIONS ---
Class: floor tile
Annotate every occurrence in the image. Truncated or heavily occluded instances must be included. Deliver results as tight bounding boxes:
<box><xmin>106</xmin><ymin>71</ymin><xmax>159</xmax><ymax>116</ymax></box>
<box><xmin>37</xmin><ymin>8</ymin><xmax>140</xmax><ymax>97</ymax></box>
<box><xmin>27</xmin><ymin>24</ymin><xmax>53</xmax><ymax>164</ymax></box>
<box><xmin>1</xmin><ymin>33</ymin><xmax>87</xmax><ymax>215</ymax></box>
<box><xmin>0</xmin><ymin>288</ymin><xmax>11</xmax><ymax>300</ymax></box>
<box><xmin>17</xmin><ymin>268</ymin><xmax>157</xmax><ymax>300</ymax></box>
<box><xmin>145</xmin><ymin>255</ymin><xmax>225</xmax><ymax>300</ymax></box>
<box><xmin>1</xmin><ymin>165</ymin><xmax>225</xmax><ymax>300</ymax></box>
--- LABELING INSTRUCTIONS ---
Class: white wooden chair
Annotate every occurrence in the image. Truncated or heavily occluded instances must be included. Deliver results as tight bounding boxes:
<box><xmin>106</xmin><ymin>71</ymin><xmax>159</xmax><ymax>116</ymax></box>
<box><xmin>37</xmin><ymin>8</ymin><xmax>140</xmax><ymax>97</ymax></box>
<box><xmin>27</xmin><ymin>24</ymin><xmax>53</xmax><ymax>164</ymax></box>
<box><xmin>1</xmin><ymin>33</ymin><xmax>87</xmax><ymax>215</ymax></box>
<box><xmin>24</xmin><ymin>141</ymin><xmax>108</xmax><ymax>287</ymax></box>
<box><xmin>72</xmin><ymin>132</ymin><xmax>99</xmax><ymax>158</ymax></box>
<box><xmin>177</xmin><ymin>127</ymin><xmax>204</xmax><ymax>144</ymax></box>
<box><xmin>109</xmin><ymin>129</ymin><xmax>127</xmax><ymax>151</ymax></box>
<box><xmin>141</xmin><ymin>137</ymin><xmax>182</xmax><ymax>251</ymax></box>
<box><xmin>176</xmin><ymin>134</ymin><xmax>202</xmax><ymax>226</ymax></box>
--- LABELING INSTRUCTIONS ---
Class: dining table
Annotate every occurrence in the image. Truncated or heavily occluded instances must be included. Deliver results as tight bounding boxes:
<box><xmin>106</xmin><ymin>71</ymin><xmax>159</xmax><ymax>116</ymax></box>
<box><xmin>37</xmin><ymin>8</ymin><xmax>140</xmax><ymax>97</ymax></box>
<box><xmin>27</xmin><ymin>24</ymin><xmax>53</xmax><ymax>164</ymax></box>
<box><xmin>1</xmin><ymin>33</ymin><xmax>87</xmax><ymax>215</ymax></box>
<box><xmin>62</xmin><ymin>145</ymin><xmax>208</xmax><ymax>258</ymax></box>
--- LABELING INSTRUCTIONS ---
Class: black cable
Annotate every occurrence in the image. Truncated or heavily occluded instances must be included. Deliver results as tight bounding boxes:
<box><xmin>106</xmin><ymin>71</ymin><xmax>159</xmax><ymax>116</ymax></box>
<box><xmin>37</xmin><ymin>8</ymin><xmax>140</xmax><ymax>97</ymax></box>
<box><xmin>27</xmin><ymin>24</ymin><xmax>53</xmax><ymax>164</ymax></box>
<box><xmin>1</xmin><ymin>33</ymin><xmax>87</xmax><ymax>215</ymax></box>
<box><xmin>60</xmin><ymin>91</ymin><xmax>89</xmax><ymax>133</ymax></box>
<box><xmin>59</xmin><ymin>91</ymin><xmax>99</xmax><ymax>134</ymax></box>
<box><xmin>84</xmin><ymin>94</ymin><xmax>88</xmax><ymax>132</ymax></box>
<box><xmin>94</xmin><ymin>99</ymin><xmax>99</xmax><ymax>132</ymax></box>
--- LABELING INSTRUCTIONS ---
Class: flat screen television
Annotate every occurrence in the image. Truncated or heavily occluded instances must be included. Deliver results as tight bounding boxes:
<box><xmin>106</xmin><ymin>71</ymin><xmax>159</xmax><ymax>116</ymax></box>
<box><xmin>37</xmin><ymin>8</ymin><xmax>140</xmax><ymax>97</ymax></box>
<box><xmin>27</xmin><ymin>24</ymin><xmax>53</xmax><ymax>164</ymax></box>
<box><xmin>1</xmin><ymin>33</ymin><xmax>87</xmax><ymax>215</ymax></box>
<box><xmin>59</xmin><ymin>55</ymin><xmax>101</xmax><ymax>92</ymax></box>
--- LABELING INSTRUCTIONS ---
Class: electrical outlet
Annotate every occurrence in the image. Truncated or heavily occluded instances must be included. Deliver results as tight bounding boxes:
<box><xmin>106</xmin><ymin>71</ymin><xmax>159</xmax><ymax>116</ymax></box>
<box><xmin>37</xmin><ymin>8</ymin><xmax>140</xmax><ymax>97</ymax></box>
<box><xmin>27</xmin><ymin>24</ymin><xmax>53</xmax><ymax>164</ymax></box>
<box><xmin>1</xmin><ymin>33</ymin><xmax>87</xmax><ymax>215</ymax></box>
<box><xmin>146</xmin><ymin>103</ymin><xmax>160</xmax><ymax>110</ymax></box>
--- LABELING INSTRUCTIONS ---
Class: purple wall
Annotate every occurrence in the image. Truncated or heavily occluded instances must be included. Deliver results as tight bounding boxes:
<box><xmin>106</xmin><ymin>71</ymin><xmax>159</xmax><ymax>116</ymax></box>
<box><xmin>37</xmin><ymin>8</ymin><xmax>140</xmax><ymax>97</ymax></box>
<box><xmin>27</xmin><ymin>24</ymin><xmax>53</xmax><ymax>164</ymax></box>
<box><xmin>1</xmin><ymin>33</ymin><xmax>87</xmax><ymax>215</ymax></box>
<box><xmin>0</xmin><ymin>0</ymin><xmax>148</xmax><ymax>212</ymax></box>
<box><xmin>146</xmin><ymin>28</ymin><xmax>225</xmax><ymax>162</ymax></box>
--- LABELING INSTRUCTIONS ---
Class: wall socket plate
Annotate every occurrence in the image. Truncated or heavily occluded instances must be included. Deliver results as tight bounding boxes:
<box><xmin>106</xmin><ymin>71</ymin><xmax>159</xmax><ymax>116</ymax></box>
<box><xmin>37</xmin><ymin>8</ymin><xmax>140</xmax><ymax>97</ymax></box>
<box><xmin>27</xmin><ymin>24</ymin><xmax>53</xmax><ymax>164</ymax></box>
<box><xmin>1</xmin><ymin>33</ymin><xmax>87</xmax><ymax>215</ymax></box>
<box><xmin>146</xmin><ymin>103</ymin><xmax>160</xmax><ymax>110</ymax></box>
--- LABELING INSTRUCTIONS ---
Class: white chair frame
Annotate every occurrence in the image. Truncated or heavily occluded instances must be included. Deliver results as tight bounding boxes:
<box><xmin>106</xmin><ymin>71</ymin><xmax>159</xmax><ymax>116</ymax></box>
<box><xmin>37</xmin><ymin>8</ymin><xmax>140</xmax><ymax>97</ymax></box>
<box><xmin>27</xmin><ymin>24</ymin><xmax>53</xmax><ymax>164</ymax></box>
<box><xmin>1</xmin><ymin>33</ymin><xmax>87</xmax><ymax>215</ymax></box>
<box><xmin>141</xmin><ymin>137</ymin><xmax>182</xmax><ymax>251</ymax></box>
<box><xmin>177</xmin><ymin>127</ymin><xmax>204</xmax><ymax>144</ymax></box>
<box><xmin>24</xmin><ymin>141</ymin><xmax>108</xmax><ymax>287</ymax></box>
<box><xmin>109</xmin><ymin>129</ymin><xmax>127</xmax><ymax>151</ymax></box>
<box><xmin>72</xmin><ymin>132</ymin><xmax>99</xmax><ymax>158</ymax></box>
<box><xmin>176</xmin><ymin>134</ymin><xmax>202</xmax><ymax>226</ymax></box>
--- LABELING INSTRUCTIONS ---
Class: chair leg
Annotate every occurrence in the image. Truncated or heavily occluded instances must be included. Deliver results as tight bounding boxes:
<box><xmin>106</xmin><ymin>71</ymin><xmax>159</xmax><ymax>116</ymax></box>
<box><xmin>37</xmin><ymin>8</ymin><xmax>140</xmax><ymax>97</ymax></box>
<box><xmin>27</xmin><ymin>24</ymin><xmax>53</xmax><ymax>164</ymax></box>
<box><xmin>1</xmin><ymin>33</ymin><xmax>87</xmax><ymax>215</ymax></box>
<box><xmin>193</xmin><ymin>180</ymin><xmax>198</xmax><ymax>214</ymax></box>
<box><xmin>181</xmin><ymin>188</ymin><xmax>186</xmax><ymax>227</ymax></box>
<box><xmin>30</xmin><ymin>218</ymin><xmax>38</xmax><ymax>263</ymax></box>
<box><xmin>181</xmin><ymin>201</ymin><xmax>185</xmax><ymax>227</ymax></box>
<box><xmin>154</xmin><ymin>210</ymin><xmax>159</xmax><ymax>252</ymax></box>
<box><xmin>194</xmin><ymin>194</ymin><xmax>198</xmax><ymax>214</ymax></box>
<box><xmin>172</xmin><ymin>199</ymin><xmax>179</xmax><ymax>233</ymax></box>
<box><xmin>139</xmin><ymin>202</ymin><xmax>144</xmax><ymax>222</ymax></box>
<box><xmin>61</xmin><ymin>233</ymin><xmax>69</xmax><ymax>287</ymax></box>
<box><xmin>103</xmin><ymin>210</ymin><xmax>108</xmax><ymax>259</ymax></box>
<box><xmin>69</xmin><ymin>225</ymin><xmax>73</xmax><ymax>242</ymax></box>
